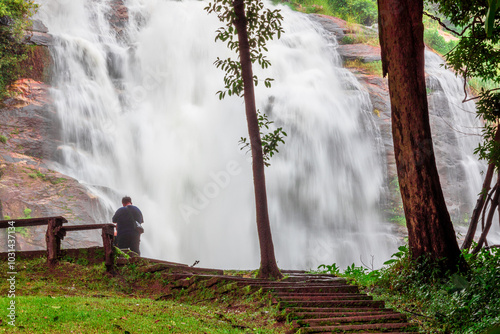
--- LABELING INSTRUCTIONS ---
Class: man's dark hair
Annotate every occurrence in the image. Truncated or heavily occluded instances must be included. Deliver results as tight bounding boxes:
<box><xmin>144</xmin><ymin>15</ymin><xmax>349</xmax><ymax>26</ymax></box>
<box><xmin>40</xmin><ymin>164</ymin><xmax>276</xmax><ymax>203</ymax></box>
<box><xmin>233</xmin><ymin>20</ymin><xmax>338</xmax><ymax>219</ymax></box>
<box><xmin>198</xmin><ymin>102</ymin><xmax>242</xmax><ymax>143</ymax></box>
<box><xmin>122</xmin><ymin>196</ymin><xmax>132</xmax><ymax>205</ymax></box>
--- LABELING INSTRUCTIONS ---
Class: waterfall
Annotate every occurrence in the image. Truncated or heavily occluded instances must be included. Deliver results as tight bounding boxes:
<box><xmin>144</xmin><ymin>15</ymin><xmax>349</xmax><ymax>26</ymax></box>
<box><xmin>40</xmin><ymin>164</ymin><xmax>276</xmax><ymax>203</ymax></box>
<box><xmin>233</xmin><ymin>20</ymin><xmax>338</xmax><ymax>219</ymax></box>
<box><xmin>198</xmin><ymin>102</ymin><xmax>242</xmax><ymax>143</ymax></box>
<box><xmin>426</xmin><ymin>51</ymin><xmax>500</xmax><ymax>244</ymax></box>
<box><xmin>36</xmin><ymin>0</ymin><xmax>400</xmax><ymax>270</ymax></box>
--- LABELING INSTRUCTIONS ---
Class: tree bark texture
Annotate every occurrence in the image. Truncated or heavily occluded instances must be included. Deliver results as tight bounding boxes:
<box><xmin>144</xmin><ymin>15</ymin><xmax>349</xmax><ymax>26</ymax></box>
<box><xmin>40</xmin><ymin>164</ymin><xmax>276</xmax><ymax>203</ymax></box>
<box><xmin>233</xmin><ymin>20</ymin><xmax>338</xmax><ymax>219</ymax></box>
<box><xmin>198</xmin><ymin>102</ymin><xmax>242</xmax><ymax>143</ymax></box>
<box><xmin>232</xmin><ymin>0</ymin><xmax>282</xmax><ymax>279</ymax></box>
<box><xmin>378</xmin><ymin>0</ymin><xmax>464</xmax><ymax>272</ymax></box>
<box><xmin>472</xmin><ymin>172</ymin><xmax>500</xmax><ymax>254</ymax></box>
<box><xmin>462</xmin><ymin>162</ymin><xmax>495</xmax><ymax>250</ymax></box>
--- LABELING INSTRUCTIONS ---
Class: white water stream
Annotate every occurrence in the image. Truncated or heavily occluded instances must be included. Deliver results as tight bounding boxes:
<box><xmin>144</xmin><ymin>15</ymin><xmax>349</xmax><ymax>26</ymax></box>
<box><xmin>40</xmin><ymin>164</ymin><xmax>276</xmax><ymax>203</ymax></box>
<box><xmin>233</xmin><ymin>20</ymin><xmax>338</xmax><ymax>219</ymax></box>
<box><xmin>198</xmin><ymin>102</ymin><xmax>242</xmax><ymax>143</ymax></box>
<box><xmin>426</xmin><ymin>51</ymin><xmax>499</xmax><ymax>243</ymax></box>
<box><xmin>34</xmin><ymin>0</ymin><xmax>494</xmax><ymax>269</ymax></box>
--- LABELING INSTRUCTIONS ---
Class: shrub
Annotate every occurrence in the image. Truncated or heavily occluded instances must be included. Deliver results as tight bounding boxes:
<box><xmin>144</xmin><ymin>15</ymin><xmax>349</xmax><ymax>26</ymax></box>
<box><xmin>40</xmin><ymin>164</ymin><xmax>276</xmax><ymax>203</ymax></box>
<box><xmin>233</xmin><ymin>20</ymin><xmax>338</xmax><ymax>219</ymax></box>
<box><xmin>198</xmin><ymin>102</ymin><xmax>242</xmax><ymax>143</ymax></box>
<box><xmin>424</xmin><ymin>28</ymin><xmax>458</xmax><ymax>56</ymax></box>
<box><xmin>328</xmin><ymin>0</ymin><xmax>378</xmax><ymax>26</ymax></box>
<box><xmin>0</xmin><ymin>0</ymin><xmax>37</xmax><ymax>99</ymax></box>
<box><xmin>23</xmin><ymin>207</ymin><xmax>32</xmax><ymax>218</ymax></box>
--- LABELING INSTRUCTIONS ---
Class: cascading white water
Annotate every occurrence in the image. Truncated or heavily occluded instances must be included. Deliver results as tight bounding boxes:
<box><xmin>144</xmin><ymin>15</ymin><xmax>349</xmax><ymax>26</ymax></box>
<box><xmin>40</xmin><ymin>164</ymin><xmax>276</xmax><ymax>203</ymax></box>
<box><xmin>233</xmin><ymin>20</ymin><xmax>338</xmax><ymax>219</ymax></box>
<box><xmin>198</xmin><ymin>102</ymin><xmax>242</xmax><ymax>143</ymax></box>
<box><xmin>36</xmin><ymin>0</ymin><xmax>398</xmax><ymax>270</ymax></box>
<box><xmin>426</xmin><ymin>51</ymin><xmax>500</xmax><ymax>244</ymax></box>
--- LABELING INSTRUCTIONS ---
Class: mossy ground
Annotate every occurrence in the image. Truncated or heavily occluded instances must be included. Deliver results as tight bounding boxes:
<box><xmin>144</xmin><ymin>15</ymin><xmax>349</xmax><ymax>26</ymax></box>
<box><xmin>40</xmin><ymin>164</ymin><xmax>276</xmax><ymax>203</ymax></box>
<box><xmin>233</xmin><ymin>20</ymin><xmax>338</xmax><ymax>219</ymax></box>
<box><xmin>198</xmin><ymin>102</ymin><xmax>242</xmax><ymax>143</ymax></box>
<box><xmin>0</xmin><ymin>253</ymin><xmax>290</xmax><ymax>333</ymax></box>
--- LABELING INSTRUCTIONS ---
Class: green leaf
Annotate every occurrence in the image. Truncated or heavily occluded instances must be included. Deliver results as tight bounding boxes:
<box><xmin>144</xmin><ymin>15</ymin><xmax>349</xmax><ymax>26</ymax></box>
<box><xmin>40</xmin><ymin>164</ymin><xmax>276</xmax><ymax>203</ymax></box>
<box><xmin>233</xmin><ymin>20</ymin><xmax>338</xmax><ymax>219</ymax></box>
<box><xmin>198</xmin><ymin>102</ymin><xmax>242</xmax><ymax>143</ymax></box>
<box><xmin>485</xmin><ymin>0</ymin><xmax>500</xmax><ymax>37</ymax></box>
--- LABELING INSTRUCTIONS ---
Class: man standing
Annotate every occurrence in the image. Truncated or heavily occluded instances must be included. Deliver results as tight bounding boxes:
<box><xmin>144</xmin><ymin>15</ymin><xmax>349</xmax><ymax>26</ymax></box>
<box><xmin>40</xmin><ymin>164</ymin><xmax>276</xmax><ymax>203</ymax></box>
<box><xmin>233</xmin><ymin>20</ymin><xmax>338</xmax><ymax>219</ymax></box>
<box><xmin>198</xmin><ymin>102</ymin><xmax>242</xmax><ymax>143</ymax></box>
<box><xmin>113</xmin><ymin>196</ymin><xmax>144</xmax><ymax>255</ymax></box>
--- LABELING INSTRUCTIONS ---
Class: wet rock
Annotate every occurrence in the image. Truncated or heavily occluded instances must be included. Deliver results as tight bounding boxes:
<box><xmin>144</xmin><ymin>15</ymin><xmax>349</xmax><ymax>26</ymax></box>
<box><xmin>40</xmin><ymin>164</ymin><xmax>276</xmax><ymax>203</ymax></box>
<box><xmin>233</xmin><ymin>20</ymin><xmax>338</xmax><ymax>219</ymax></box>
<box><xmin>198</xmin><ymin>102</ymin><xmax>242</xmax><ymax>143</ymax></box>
<box><xmin>28</xmin><ymin>19</ymin><xmax>49</xmax><ymax>33</ymax></box>
<box><xmin>0</xmin><ymin>16</ymin><xmax>14</xmax><ymax>27</ymax></box>
<box><xmin>24</xmin><ymin>31</ymin><xmax>53</xmax><ymax>46</ymax></box>
<box><xmin>0</xmin><ymin>80</ymin><xmax>59</xmax><ymax>159</ymax></box>
<box><xmin>309</xmin><ymin>14</ymin><xmax>346</xmax><ymax>40</ymax></box>
<box><xmin>0</xmin><ymin>81</ymin><xmax>111</xmax><ymax>252</ymax></box>
<box><xmin>24</xmin><ymin>19</ymin><xmax>53</xmax><ymax>46</ymax></box>
<box><xmin>21</xmin><ymin>45</ymin><xmax>52</xmax><ymax>83</ymax></box>
<box><xmin>108</xmin><ymin>0</ymin><xmax>128</xmax><ymax>37</ymax></box>
<box><xmin>337</xmin><ymin>44</ymin><xmax>381</xmax><ymax>63</ymax></box>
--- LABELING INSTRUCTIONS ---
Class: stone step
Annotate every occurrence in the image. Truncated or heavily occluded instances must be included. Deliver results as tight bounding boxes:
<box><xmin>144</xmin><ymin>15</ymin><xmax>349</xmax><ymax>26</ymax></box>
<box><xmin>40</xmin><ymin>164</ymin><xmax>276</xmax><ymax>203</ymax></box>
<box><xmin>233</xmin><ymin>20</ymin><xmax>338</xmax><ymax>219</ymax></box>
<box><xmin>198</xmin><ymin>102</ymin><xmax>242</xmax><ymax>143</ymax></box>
<box><xmin>291</xmin><ymin>310</ymin><xmax>397</xmax><ymax>319</ymax></box>
<box><xmin>297</xmin><ymin>312</ymin><xmax>407</xmax><ymax>326</ymax></box>
<box><xmin>245</xmin><ymin>281</ymin><xmax>349</xmax><ymax>288</ymax></box>
<box><xmin>268</xmin><ymin>285</ymin><xmax>358</xmax><ymax>293</ymax></box>
<box><xmin>277</xmin><ymin>299</ymin><xmax>385</xmax><ymax>309</ymax></box>
<box><xmin>278</xmin><ymin>294</ymin><xmax>373</xmax><ymax>301</ymax></box>
<box><xmin>281</xmin><ymin>275</ymin><xmax>345</xmax><ymax>283</ymax></box>
<box><xmin>285</xmin><ymin>306</ymin><xmax>389</xmax><ymax>313</ymax></box>
<box><xmin>276</xmin><ymin>291</ymin><xmax>361</xmax><ymax>297</ymax></box>
<box><xmin>301</xmin><ymin>322</ymin><xmax>415</xmax><ymax>333</ymax></box>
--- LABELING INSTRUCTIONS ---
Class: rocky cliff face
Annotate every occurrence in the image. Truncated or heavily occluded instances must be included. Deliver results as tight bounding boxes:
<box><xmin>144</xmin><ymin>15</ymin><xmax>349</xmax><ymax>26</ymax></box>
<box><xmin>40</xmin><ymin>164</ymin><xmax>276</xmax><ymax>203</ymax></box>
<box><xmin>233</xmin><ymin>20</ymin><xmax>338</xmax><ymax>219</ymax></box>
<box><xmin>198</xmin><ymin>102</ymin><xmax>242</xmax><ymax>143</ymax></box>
<box><xmin>0</xmin><ymin>23</ymin><xmax>109</xmax><ymax>252</ymax></box>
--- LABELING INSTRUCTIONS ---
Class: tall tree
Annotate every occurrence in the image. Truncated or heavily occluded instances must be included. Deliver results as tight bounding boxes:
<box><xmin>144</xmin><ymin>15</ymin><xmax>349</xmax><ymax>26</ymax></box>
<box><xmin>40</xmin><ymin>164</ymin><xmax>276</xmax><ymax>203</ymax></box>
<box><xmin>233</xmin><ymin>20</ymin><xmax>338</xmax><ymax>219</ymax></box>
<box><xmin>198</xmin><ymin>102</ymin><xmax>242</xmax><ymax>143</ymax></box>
<box><xmin>206</xmin><ymin>0</ymin><xmax>284</xmax><ymax>279</ymax></box>
<box><xmin>232</xmin><ymin>0</ymin><xmax>281</xmax><ymax>279</ymax></box>
<box><xmin>377</xmin><ymin>0</ymin><xmax>465</xmax><ymax>272</ymax></box>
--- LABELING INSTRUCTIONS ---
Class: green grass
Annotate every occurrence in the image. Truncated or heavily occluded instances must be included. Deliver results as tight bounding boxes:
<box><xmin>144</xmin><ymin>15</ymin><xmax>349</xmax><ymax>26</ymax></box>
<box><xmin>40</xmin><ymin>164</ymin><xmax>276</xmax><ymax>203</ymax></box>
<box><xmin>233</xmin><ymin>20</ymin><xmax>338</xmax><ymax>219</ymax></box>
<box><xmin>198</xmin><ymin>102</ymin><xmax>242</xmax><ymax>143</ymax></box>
<box><xmin>344</xmin><ymin>59</ymin><xmax>383</xmax><ymax>76</ymax></box>
<box><xmin>293</xmin><ymin>0</ymin><xmax>334</xmax><ymax>16</ymax></box>
<box><xmin>0</xmin><ymin>296</ymin><xmax>273</xmax><ymax>333</ymax></box>
<box><xmin>50</xmin><ymin>177</ymin><xmax>66</xmax><ymax>185</ymax></box>
<box><xmin>0</xmin><ymin>135</ymin><xmax>7</xmax><ymax>144</ymax></box>
<box><xmin>469</xmin><ymin>76</ymin><xmax>499</xmax><ymax>96</ymax></box>
<box><xmin>27</xmin><ymin>170</ymin><xmax>47</xmax><ymax>181</ymax></box>
<box><xmin>0</xmin><ymin>257</ymin><xmax>288</xmax><ymax>333</ymax></box>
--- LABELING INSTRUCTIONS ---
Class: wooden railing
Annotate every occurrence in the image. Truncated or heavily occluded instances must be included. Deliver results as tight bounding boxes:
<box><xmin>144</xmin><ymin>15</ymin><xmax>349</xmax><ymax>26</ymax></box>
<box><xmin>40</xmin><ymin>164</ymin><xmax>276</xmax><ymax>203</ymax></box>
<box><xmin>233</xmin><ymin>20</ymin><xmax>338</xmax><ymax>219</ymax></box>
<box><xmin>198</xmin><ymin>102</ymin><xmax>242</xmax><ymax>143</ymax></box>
<box><xmin>0</xmin><ymin>217</ymin><xmax>115</xmax><ymax>272</ymax></box>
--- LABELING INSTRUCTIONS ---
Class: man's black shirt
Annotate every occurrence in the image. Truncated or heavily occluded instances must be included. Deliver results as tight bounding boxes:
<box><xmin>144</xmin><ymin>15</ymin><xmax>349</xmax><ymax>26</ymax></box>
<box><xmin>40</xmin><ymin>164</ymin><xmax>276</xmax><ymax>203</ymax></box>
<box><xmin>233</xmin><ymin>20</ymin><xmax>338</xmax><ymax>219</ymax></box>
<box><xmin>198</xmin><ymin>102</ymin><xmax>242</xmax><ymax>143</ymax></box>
<box><xmin>112</xmin><ymin>205</ymin><xmax>144</xmax><ymax>237</ymax></box>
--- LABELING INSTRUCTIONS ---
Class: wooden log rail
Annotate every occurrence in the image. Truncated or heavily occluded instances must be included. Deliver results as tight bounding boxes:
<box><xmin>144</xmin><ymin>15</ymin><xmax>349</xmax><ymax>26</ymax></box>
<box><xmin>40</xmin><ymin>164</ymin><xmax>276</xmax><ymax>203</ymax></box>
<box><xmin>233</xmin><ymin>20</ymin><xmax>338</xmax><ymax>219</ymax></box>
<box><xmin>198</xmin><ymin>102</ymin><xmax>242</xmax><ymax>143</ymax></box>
<box><xmin>0</xmin><ymin>216</ymin><xmax>115</xmax><ymax>272</ymax></box>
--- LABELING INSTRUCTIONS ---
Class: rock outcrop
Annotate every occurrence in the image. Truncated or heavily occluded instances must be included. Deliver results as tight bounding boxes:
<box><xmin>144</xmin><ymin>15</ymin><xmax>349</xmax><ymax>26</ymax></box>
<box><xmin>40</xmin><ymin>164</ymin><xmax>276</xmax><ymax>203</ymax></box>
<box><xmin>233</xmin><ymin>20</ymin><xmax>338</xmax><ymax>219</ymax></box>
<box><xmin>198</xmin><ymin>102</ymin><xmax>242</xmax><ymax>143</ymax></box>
<box><xmin>0</xmin><ymin>18</ymin><xmax>110</xmax><ymax>252</ymax></box>
<box><xmin>108</xmin><ymin>0</ymin><xmax>129</xmax><ymax>38</ymax></box>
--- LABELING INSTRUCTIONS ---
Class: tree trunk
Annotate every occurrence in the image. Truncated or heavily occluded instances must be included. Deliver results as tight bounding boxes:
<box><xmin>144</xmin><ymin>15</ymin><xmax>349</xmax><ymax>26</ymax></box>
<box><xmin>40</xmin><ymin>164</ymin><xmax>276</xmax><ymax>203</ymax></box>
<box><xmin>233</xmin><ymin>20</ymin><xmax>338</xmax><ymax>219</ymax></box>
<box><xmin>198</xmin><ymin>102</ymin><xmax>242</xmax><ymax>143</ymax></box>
<box><xmin>232</xmin><ymin>0</ymin><xmax>282</xmax><ymax>279</ymax></box>
<box><xmin>472</xmin><ymin>173</ymin><xmax>500</xmax><ymax>254</ymax></box>
<box><xmin>378</xmin><ymin>0</ymin><xmax>465</xmax><ymax>273</ymax></box>
<box><xmin>462</xmin><ymin>162</ymin><xmax>495</xmax><ymax>250</ymax></box>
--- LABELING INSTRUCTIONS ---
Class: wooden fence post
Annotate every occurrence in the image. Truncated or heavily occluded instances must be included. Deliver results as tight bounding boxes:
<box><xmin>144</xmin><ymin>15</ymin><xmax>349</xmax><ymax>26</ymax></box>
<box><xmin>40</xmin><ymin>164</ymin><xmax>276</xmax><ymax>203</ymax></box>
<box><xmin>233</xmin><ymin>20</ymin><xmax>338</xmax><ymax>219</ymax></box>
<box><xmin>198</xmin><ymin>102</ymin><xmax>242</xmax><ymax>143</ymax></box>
<box><xmin>101</xmin><ymin>224</ymin><xmax>115</xmax><ymax>273</ymax></box>
<box><xmin>45</xmin><ymin>218</ymin><xmax>64</xmax><ymax>265</ymax></box>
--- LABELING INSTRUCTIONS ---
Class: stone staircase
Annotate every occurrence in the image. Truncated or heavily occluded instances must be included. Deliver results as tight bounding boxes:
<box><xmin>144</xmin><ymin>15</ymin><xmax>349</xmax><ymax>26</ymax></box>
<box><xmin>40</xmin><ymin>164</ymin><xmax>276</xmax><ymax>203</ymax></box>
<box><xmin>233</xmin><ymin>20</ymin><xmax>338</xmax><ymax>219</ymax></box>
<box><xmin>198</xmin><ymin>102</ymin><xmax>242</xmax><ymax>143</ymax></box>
<box><xmin>247</xmin><ymin>271</ymin><xmax>419</xmax><ymax>333</ymax></box>
<box><xmin>116</xmin><ymin>257</ymin><xmax>419</xmax><ymax>333</ymax></box>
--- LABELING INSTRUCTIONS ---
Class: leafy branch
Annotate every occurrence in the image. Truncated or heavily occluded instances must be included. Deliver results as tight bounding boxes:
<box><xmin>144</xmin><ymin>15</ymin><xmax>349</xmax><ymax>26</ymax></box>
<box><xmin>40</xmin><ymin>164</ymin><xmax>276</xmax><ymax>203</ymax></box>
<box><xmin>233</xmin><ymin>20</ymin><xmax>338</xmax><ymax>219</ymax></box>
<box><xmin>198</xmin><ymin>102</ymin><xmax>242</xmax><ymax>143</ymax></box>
<box><xmin>205</xmin><ymin>0</ymin><xmax>283</xmax><ymax>98</ymax></box>
<box><xmin>239</xmin><ymin>111</ymin><xmax>287</xmax><ymax>166</ymax></box>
